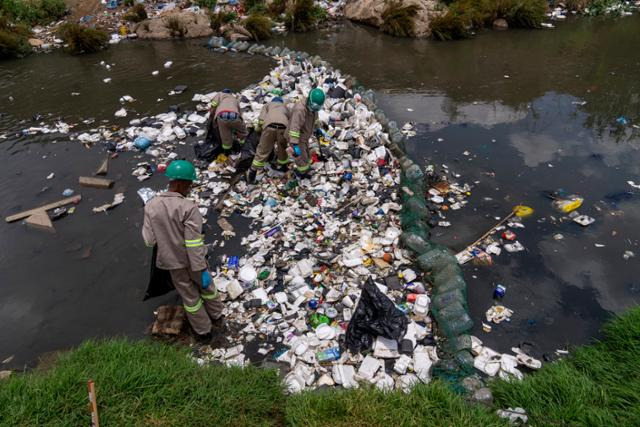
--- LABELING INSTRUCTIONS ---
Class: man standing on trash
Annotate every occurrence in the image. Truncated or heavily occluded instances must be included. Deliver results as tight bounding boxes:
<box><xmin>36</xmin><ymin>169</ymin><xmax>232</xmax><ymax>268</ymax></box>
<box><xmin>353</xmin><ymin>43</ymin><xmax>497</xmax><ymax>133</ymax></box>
<box><xmin>246</xmin><ymin>96</ymin><xmax>290</xmax><ymax>184</ymax></box>
<box><xmin>142</xmin><ymin>160</ymin><xmax>224</xmax><ymax>343</ymax></box>
<box><xmin>210</xmin><ymin>88</ymin><xmax>247</xmax><ymax>154</ymax></box>
<box><xmin>286</xmin><ymin>88</ymin><xmax>325</xmax><ymax>178</ymax></box>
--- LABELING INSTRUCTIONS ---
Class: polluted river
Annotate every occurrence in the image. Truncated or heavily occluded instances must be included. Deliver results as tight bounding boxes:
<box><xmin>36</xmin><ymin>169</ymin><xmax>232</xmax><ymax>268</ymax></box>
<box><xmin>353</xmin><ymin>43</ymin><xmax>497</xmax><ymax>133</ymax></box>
<box><xmin>1</xmin><ymin>15</ymin><xmax>639</xmax><ymax>372</ymax></box>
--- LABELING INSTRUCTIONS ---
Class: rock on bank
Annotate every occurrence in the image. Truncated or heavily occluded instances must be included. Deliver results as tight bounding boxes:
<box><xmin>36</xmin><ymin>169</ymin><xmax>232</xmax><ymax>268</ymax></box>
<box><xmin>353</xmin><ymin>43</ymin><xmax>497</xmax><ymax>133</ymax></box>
<box><xmin>135</xmin><ymin>11</ymin><xmax>213</xmax><ymax>40</ymax></box>
<box><xmin>344</xmin><ymin>0</ymin><xmax>442</xmax><ymax>38</ymax></box>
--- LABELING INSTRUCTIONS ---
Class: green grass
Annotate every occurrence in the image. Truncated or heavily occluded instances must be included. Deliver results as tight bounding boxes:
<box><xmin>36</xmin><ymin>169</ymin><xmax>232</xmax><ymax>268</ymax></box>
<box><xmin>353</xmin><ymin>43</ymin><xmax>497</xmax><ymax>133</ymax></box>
<box><xmin>286</xmin><ymin>382</ymin><xmax>505</xmax><ymax>426</ymax></box>
<box><xmin>0</xmin><ymin>339</ymin><xmax>283</xmax><ymax>426</ymax></box>
<box><xmin>0</xmin><ymin>0</ymin><xmax>66</xmax><ymax>26</ymax></box>
<box><xmin>493</xmin><ymin>306</ymin><xmax>640</xmax><ymax>425</ymax></box>
<box><xmin>1</xmin><ymin>307</ymin><xmax>640</xmax><ymax>426</ymax></box>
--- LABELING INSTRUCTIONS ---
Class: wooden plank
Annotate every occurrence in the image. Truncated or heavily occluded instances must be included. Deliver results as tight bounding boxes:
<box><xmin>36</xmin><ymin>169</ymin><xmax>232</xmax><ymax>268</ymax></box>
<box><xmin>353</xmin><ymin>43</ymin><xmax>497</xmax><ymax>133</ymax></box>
<box><xmin>25</xmin><ymin>210</ymin><xmax>55</xmax><ymax>232</ymax></box>
<box><xmin>87</xmin><ymin>379</ymin><xmax>100</xmax><ymax>427</ymax></box>
<box><xmin>79</xmin><ymin>176</ymin><xmax>114</xmax><ymax>189</ymax></box>
<box><xmin>5</xmin><ymin>195</ymin><xmax>81</xmax><ymax>223</ymax></box>
<box><xmin>94</xmin><ymin>157</ymin><xmax>109</xmax><ymax>176</ymax></box>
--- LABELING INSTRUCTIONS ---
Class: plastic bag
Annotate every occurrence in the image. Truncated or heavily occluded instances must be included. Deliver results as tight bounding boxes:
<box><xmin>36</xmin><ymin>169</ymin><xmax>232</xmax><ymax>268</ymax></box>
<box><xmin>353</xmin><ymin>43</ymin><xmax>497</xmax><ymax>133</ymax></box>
<box><xmin>345</xmin><ymin>277</ymin><xmax>408</xmax><ymax>353</ymax></box>
<box><xmin>194</xmin><ymin>118</ymin><xmax>222</xmax><ymax>161</ymax></box>
<box><xmin>143</xmin><ymin>246</ymin><xmax>174</xmax><ymax>300</ymax></box>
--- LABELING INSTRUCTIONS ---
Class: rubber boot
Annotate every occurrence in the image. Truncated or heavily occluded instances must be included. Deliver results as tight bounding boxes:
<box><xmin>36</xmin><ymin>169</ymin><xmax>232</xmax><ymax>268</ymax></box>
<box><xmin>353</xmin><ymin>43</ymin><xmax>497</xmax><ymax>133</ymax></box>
<box><xmin>246</xmin><ymin>168</ymin><xmax>257</xmax><ymax>184</ymax></box>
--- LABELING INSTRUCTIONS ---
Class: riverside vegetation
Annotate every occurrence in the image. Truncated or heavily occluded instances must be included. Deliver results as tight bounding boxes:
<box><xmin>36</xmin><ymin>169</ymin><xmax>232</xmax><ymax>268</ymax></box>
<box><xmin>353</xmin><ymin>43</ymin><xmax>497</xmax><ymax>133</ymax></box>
<box><xmin>1</xmin><ymin>307</ymin><xmax>639</xmax><ymax>425</ymax></box>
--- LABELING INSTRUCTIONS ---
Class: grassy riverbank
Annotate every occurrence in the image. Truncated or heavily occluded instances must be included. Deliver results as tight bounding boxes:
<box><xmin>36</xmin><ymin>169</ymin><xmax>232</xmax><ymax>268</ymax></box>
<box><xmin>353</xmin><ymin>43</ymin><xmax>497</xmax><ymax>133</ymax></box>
<box><xmin>1</xmin><ymin>307</ymin><xmax>639</xmax><ymax>426</ymax></box>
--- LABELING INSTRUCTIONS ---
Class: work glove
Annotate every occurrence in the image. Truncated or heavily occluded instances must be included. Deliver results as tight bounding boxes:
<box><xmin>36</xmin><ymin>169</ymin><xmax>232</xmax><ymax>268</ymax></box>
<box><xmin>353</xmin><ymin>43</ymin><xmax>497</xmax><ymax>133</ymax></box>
<box><xmin>201</xmin><ymin>270</ymin><xmax>212</xmax><ymax>290</ymax></box>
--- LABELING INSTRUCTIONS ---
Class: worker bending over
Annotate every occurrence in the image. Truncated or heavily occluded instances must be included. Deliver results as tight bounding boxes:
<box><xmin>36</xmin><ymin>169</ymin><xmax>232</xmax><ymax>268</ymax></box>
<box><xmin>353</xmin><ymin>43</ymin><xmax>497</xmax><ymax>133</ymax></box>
<box><xmin>286</xmin><ymin>88</ymin><xmax>325</xmax><ymax>178</ymax></box>
<box><xmin>210</xmin><ymin>89</ymin><xmax>247</xmax><ymax>154</ymax></box>
<box><xmin>247</xmin><ymin>97</ymin><xmax>290</xmax><ymax>184</ymax></box>
<box><xmin>142</xmin><ymin>160</ymin><xmax>223</xmax><ymax>342</ymax></box>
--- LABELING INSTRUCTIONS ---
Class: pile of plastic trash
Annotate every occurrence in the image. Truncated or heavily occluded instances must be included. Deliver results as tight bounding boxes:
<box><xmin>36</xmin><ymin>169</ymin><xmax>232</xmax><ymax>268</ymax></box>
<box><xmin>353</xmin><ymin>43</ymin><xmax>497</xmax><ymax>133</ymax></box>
<box><xmin>471</xmin><ymin>336</ymin><xmax>541</xmax><ymax>381</ymax></box>
<box><xmin>180</xmin><ymin>57</ymin><xmax>441</xmax><ymax>393</ymax></box>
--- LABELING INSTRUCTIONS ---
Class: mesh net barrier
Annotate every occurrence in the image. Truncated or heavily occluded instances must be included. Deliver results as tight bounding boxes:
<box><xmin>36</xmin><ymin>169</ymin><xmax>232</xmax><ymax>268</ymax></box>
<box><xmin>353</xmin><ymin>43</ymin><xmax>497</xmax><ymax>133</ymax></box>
<box><xmin>399</xmin><ymin>168</ymin><xmax>475</xmax><ymax>382</ymax></box>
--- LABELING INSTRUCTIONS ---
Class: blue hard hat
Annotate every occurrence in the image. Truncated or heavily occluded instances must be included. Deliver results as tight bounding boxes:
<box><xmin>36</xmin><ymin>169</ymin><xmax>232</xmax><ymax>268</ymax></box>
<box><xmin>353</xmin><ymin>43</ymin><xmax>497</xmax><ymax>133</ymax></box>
<box><xmin>272</xmin><ymin>96</ymin><xmax>283</xmax><ymax>103</ymax></box>
<box><xmin>222</xmin><ymin>88</ymin><xmax>232</xmax><ymax>94</ymax></box>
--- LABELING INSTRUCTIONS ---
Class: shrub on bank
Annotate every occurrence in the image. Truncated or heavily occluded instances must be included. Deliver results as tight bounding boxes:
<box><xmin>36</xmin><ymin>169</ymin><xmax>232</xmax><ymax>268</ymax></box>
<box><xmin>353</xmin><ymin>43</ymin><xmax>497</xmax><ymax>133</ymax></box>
<box><xmin>430</xmin><ymin>13</ymin><xmax>472</xmax><ymax>40</ymax></box>
<box><xmin>268</xmin><ymin>0</ymin><xmax>287</xmax><ymax>16</ymax></box>
<box><xmin>0</xmin><ymin>15</ymin><xmax>32</xmax><ymax>59</ymax></box>
<box><xmin>429</xmin><ymin>0</ymin><xmax>547</xmax><ymax>40</ymax></box>
<box><xmin>57</xmin><ymin>23</ymin><xmax>108</xmax><ymax>54</ymax></box>
<box><xmin>284</xmin><ymin>0</ymin><xmax>326</xmax><ymax>32</ymax></box>
<box><xmin>381</xmin><ymin>1</ymin><xmax>420</xmax><ymax>37</ymax></box>
<box><xmin>124</xmin><ymin>3</ymin><xmax>147</xmax><ymax>23</ymax></box>
<box><xmin>0</xmin><ymin>0</ymin><xmax>66</xmax><ymax>26</ymax></box>
<box><xmin>164</xmin><ymin>15</ymin><xmax>187</xmax><ymax>37</ymax></box>
<box><xmin>243</xmin><ymin>13</ymin><xmax>272</xmax><ymax>40</ymax></box>
<box><xmin>0</xmin><ymin>27</ymin><xmax>31</xmax><ymax>59</ymax></box>
<box><xmin>209</xmin><ymin>10</ymin><xmax>237</xmax><ymax>33</ymax></box>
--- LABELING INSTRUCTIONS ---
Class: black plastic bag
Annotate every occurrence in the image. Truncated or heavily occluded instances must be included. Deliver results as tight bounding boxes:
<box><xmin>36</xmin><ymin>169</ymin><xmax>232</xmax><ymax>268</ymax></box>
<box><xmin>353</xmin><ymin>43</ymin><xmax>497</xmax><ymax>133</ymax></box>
<box><xmin>234</xmin><ymin>129</ymin><xmax>261</xmax><ymax>173</ymax></box>
<box><xmin>194</xmin><ymin>118</ymin><xmax>222</xmax><ymax>162</ymax></box>
<box><xmin>345</xmin><ymin>277</ymin><xmax>408</xmax><ymax>353</ymax></box>
<box><xmin>143</xmin><ymin>246</ymin><xmax>174</xmax><ymax>301</ymax></box>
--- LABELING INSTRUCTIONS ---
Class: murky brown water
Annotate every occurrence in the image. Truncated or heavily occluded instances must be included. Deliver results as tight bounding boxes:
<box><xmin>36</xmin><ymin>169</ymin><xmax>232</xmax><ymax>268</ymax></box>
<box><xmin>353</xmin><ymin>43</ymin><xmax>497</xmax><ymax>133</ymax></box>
<box><xmin>1</xmin><ymin>17</ymin><xmax>639</xmax><ymax>367</ymax></box>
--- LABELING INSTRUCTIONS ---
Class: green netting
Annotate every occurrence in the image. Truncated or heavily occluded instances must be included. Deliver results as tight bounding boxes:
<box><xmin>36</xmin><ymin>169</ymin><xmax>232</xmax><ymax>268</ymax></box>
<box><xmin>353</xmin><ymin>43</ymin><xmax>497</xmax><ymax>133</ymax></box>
<box><xmin>432</xmin><ymin>289</ymin><xmax>467</xmax><ymax>312</ymax></box>
<box><xmin>431</xmin><ymin>357</ymin><xmax>476</xmax><ymax>394</ymax></box>
<box><xmin>450</xmin><ymin>334</ymin><xmax>473</xmax><ymax>352</ymax></box>
<box><xmin>432</xmin><ymin>263</ymin><xmax>463</xmax><ymax>284</ymax></box>
<box><xmin>433</xmin><ymin>274</ymin><xmax>467</xmax><ymax>295</ymax></box>
<box><xmin>401</xmin><ymin>232</ymin><xmax>433</xmax><ymax>254</ymax></box>
<box><xmin>401</xmin><ymin>195</ymin><xmax>430</xmax><ymax>217</ymax></box>
<box><xmin>399</xmin><ymin>159</ymin><xmax>474</xmax><ymax>391</ymax></box>
<box><xmin>438</xmin><ymin>311</ymin><xmax>474</xmax><ymax>336</ymax></box>
<box><xmin>416</xmin><ymin>246</ymin><xmax>458</xmax><ymax>273</ymax></box>
<box><xmin>400</xmin><ymin>172</ymin><xmax>425</xmax><ymax>195</ymax></box>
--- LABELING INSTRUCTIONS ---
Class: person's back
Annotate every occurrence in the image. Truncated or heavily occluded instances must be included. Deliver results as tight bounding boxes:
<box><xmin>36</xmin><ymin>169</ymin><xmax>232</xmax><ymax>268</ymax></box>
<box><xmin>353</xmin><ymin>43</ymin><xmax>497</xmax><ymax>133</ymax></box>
<box><xmin>212</xmin><ymin>92</ymin><xmax>240</xmax><ymax>117</ymax></box>
<box><xmin>143</xmin><ymin>192</ymin><xmax>206</xmax><ymax>272</ymax></box>
<box><xmin>142</xmin><ymin>160</ymin><xmax>224</xmax><ymax>343</ymax></box>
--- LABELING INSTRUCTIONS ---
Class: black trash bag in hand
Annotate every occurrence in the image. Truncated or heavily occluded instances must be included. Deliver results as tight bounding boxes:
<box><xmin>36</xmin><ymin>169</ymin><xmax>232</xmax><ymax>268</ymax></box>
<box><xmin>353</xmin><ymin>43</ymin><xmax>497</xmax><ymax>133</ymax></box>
<box><xmin>345</xmin><ymin>277</ymin><xmax>408</xmax><ymax>353</ymax></box>
<box><xmin>143</xmin><ymin>246</ymin><xmax>174</xmax><ymax>301</ymax></box>
<box><xmin>234</xmin><ymin>129</ymin><xmax>261</xmax><ymax>174</ymax></box>
<box><xmin>194</xmin><ymin>117</ymin><xmax>222</xmax><ymax>162</ymax></box>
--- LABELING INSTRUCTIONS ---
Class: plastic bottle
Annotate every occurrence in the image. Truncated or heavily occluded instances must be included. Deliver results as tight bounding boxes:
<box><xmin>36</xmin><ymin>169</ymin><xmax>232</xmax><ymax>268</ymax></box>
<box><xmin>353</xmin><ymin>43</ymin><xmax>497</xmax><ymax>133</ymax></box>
<box><xmin>316</xmin><ymin>347</ymin><xmax>340</xmax><ymax>362</ymax></box>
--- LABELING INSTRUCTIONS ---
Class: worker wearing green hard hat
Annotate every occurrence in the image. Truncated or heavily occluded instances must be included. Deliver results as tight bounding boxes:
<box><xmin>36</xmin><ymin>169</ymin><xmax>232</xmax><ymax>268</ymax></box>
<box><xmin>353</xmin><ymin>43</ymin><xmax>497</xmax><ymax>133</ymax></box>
<box><xmin>285</xmin><ymin>88</ymin><xmax>325</xmax><ymax>178</ymax></box>
<box><xmin>142</xmin><ymin>159</ymin><xmax>225</xmax><ymax>343</ymax></box>
<box><xmin>164</xmin><ymin>159</ymin><xmax>197</xmax><ymax>181</ymax></box>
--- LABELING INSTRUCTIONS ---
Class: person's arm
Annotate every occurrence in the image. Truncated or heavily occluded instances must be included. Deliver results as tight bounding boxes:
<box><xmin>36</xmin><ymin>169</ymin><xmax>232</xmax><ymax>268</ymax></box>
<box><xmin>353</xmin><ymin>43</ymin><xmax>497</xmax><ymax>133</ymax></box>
<box><xmin>183</xmin><ymin>205</ymin><xmax>207</xmax><ymax>272</ymax></box>
<box><xmin>209</xmin><ymin>93</ymin><xmax>220</xmax><ymax>114</ymax></box>
<box><xmin>141</xmin><ymin>207</ymin><xmax>156</xmax><ymax>248</ymax></box>
<box><xmin>256</xmin><ymin>104</ymin><xmax>268</xmax><ymax>130</ymax></box>
<box><xmin>288</xmin><ymin>106</ymin><xmax>304</xmax><ymax>153</ymax></box>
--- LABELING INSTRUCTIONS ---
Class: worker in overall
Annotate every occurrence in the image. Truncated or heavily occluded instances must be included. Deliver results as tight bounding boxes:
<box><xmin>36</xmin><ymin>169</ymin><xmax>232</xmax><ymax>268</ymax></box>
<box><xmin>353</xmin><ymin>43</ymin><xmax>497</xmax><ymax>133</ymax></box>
<box><xmin>286</xmin><ymin>88</ymin><xmax>325</xmax><ymax>178</ymax></box>
<box><xmin>210</xmin><ymin>89</ymin><xmax>247</xmax><ymax>154</ymax></box>
<box><xmin>142</xmin><ymin>160</ymin><xmax>224</xmax><ymax>342</ymax></box>
<box><xmin>246</xmin><ymin>96</ymin><xmax>290</xmax><ymax>184</ymax></box>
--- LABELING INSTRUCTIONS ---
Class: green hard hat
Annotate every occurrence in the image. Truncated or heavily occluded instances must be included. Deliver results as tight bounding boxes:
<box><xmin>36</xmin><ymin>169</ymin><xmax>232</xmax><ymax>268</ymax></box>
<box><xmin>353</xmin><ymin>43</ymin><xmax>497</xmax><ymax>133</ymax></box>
<box><xmin>165</xmin><ymin>160</ymin><xmax>197</xmax><ymax>181</ymax></box>
<box><xmin>307</xmin><ymin>88</ymin><xmax>325</xmax><ymax>112</ymax></box>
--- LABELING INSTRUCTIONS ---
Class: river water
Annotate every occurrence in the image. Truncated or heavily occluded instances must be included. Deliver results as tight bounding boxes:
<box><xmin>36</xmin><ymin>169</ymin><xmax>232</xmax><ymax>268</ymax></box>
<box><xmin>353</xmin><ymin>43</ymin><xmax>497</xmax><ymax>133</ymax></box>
<box><xmin>1</xmin><ymin>17</ymin><xmax>639</xmax><ymax>368</ymax></box>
